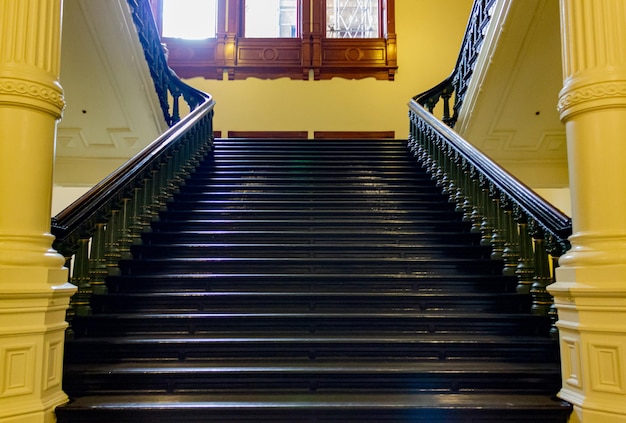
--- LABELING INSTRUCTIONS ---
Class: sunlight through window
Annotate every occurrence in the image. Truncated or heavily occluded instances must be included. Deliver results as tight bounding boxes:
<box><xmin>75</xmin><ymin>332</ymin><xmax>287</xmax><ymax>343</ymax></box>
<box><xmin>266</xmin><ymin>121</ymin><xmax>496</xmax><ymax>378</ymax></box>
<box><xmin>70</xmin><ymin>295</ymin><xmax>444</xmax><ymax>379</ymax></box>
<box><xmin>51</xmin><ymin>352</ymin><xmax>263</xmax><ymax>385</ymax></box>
<box><xmin>162</xmin><ymin>0</ymin><xmax>217</xmax><ymax>39</ymax></box>
<box><xmin>245</xmin><ymin>0</ymin><xmax>298</xmax><ymax>38</ymax></box>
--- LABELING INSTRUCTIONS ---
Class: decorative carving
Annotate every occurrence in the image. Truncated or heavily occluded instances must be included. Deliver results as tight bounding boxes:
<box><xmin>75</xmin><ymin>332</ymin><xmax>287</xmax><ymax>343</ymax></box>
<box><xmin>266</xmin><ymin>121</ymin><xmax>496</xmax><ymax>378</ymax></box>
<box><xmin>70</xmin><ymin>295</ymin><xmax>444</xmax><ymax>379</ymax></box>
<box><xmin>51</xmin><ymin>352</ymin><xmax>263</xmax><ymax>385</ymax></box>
<box><xmin>558</xmin><ymin>81</ymin><xmax>626</xmax><ymax>116</ymax></box>
<box><xmin>0</xmin><ymin>77</ymin><xmax>65</xmax><ymax>114</ymax></box>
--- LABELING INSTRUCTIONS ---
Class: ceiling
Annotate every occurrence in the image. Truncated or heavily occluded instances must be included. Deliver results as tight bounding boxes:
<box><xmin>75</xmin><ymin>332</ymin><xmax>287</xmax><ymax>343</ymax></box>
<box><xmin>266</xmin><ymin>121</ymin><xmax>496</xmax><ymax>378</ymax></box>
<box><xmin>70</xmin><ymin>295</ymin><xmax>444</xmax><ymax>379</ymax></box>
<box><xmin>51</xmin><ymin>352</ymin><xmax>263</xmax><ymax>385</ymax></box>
<box><xmin>56</xmin><ymin>0</ymin><xmax>168</xmax><ymax>185</ymax></box>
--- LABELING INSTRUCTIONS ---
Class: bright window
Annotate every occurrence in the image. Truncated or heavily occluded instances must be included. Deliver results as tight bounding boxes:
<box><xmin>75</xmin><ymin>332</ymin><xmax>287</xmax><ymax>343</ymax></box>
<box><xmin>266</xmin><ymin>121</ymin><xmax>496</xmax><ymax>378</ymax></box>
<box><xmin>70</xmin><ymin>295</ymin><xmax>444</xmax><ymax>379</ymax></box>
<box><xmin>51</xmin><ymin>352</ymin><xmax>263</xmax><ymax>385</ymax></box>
<box><xmin>244</xmin><ymin>0</ymin><xmax>299</xmax><ymax>38</ymax></box>
<box><xmin>162</xmin><ymin>0</ymin><xmax>217</xmax><ymax>39</ymax></box>
<box><xmin>326</xmin><ymin>0</ymin><xmax>379</xmax><ymax>38</ymax></box>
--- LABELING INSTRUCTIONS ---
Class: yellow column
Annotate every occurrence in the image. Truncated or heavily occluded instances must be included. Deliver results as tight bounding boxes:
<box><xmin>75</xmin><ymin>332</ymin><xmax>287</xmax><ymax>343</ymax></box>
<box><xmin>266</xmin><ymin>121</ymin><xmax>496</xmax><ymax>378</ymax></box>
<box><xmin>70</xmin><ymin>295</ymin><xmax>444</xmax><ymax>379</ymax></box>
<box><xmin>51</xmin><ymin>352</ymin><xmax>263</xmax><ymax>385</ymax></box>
<box><xmin>549</xmin><ymin>0</ymin><xmax>626</xmax><ymax>422</ymax></box>
<box><xmin>0</xmin><ymin>1</ymin><xmax>76</xmax><ymax>422</ymax></box>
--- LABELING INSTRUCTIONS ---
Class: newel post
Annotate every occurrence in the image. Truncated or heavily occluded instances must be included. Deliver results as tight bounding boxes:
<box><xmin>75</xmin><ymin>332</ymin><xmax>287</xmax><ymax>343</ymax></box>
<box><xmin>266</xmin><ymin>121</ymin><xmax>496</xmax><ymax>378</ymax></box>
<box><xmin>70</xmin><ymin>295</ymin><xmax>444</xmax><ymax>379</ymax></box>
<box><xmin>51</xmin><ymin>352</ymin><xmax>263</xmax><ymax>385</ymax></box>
<box><xmin>0</xmin><ymin>0</ymin><xmax>77</xmax><ymax>421</ymax></box>
<box><xmin>548</xmin><ymin>0</ymin><xmax>626</xmax><ymax>421</ymax></box>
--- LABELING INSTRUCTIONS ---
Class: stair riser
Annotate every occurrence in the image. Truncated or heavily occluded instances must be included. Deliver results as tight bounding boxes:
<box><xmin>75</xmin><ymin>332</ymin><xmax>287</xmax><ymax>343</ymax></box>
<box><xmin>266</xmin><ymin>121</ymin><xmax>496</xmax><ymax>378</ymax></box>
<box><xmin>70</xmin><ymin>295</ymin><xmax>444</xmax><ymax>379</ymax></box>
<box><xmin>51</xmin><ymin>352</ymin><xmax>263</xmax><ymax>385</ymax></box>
<box><xmin>65</xmin><ymin>340</ymin><xmax>559</xmax><ymax>363</ymax></box>
<box><xmin>130</xmin><ymin>245</ymin><xmax>492</xmax><ymax>260</ymax></box>
<box><xmin>63</xmin><ymin>371</ymin><xmax>562</xmax><ymax>396</ymax></box>
<box><xmin>140</xmin><ymin>231</ymin><xmax>483</xmax><ymax>245</ymax></box>
<box><xmin>105</xmin><ymin>275</ymin><xmax>518</xmax><ymax>294</ymax></box>
<box><xmin>91</xmin><ymin>294</ymin><xmax>530</xmax><ymax>314</ymax></box>
<box><xmin>118</xmin><ymin>259</ymin><xmax>504</xmax><ymax>276</ymax></box>
<box><xmin>71</xmin><ymin>315</ymin><xmax>550</xmax><ymax>337</ymax></box>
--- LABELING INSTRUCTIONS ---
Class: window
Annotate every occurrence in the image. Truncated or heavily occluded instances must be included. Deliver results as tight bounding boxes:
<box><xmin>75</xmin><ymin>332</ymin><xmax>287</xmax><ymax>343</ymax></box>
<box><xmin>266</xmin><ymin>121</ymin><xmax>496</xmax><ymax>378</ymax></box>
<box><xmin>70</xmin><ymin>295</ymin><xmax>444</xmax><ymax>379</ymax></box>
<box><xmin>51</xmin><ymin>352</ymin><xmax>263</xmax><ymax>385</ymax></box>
<box><xmin>161</xmin><ymin>0</ymin><xmax>217</xmax><ymax>39</ymax></box>
<box><xmin>245</xmin><ymin>0</ymin><xmax>299</xmax><ymax>38</ymax></box>
<box><xmin>326</xmin><ymin>0</ymin><xmax>379</xmax><ymax>38</ymax></box>
<box><xmin>155</xmin><ymin>0</ymin><xmax>396</xmax><ymax>81</ymax></box>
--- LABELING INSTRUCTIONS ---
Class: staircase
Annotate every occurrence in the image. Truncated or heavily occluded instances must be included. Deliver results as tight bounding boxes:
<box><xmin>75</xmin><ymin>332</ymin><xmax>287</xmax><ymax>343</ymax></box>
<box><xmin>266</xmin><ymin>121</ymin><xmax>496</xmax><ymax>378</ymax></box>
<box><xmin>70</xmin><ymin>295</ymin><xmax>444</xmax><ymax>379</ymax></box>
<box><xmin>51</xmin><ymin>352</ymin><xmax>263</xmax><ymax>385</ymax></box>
<box><xmin>57</xmin><ymin>138</ymin><xmax>571</xmax><ymax>422</ymax></box>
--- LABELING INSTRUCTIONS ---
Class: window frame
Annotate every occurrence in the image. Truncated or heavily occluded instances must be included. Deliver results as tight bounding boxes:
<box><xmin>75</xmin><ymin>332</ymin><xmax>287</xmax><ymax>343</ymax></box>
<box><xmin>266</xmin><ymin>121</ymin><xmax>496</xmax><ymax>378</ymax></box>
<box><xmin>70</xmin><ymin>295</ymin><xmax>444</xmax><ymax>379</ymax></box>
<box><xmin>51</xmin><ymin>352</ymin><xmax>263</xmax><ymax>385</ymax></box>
<box><xmin>153</xmin><ymin>0</ymin><xmax>396</xmax><ymax>81</ymax></box>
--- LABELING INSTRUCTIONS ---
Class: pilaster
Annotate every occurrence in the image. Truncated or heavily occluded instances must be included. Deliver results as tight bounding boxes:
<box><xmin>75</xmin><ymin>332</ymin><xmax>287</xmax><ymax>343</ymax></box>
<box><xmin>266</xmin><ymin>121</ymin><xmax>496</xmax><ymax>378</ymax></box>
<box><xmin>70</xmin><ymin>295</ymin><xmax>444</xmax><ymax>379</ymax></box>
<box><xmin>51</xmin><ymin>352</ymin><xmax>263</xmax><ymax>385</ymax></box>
<box><xmin>0</xmin><ymin>0</ymin><xmax>76</xmax><ymax>422</ymax></box>
<box><xmin>549</xmin><ymin>0</ymin><xmax>626</xmax><ymax>421</ymax></box>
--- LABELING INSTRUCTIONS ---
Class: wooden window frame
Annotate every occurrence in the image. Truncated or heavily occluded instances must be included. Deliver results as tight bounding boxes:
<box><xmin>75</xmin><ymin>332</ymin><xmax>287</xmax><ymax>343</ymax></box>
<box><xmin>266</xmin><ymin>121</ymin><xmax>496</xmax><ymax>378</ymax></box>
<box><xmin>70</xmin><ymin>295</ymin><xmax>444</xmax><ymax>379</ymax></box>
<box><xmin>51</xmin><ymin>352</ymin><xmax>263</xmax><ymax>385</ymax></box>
<box><xmin>154</xmin><ymin>0</ymin><xmax>396</xmax><ymax>81</ymax></box>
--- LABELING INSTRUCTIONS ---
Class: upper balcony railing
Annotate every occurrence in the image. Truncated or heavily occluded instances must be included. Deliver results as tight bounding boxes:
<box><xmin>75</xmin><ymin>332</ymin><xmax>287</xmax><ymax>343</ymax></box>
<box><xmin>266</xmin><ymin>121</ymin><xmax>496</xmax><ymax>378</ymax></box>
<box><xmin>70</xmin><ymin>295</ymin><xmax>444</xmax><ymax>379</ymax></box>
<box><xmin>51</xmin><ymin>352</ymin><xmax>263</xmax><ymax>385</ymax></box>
<box><xmin>408</xmin><ymin>0</ymin><xmax>572</xmax><ymax>335</ymax></box>
<box><xmin>51</xmin><ymin>0</ymin><xmax>215</xmax><ymax>334</ymax></box>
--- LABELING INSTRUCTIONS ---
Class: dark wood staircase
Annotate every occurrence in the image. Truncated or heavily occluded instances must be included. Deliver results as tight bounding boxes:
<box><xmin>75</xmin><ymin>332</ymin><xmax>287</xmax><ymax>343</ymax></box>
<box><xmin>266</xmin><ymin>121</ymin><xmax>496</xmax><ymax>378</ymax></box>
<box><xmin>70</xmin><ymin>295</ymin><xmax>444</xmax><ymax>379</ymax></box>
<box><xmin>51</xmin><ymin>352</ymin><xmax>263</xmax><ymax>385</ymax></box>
<box><xmin>56</xmin><ymin>138</ymin><xmax>571</xmax><ymax>422</ymax></box>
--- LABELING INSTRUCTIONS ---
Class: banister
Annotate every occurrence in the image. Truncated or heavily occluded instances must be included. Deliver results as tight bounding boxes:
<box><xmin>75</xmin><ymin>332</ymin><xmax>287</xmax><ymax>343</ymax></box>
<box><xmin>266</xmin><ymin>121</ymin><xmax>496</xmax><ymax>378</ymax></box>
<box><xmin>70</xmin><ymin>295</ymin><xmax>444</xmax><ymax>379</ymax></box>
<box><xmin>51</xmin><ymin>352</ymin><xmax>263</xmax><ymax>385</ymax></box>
<box><xmin>409</xmin><ymin>100</ymin><xmax>571</xmax><ymax>243</ymax></box>
<box><xmin>413</xmin><ymin>0</ymin><xmax>497</xmax><ymax>127</ymax></box>
<box><xmin>51</xmin><ymin>0</ymin><xmax>215</xmax><ymax>334</ymax></box>
<box><xmin>407</xmin><ymin>0</ymin><xmax>572</xmax><ymax>336</ymax></box>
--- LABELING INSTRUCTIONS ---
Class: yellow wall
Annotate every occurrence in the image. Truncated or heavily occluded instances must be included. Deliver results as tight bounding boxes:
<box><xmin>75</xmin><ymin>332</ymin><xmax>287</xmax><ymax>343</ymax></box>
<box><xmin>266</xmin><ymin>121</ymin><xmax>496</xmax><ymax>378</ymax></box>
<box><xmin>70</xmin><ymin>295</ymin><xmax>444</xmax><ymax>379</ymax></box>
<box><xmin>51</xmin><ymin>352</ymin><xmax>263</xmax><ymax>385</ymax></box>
<box><xmin>184</xmin><ymin>0</ymin><xmax>474</xmax><ymax>138</ymax></box>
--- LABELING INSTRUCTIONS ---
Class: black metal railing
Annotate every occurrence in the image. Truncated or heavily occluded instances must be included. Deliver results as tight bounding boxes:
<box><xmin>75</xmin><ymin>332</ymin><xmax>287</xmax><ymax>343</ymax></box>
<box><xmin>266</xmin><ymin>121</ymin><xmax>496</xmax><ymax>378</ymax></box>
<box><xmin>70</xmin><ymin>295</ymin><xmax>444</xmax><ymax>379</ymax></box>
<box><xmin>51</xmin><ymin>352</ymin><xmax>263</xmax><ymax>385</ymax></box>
<box><xmin>408</xmin><ymin>0</ymin><xmax>571</xmax><ymax>335</ymax></box>
<box><xmin>51</xmin><ymin>0</ymin><xmax>215</xmax><ymax>334</ymax></box>
<box><xmin>415</xmin><ymin>0</ymin><xmax>496</xmax><ymax>127</ymax></box>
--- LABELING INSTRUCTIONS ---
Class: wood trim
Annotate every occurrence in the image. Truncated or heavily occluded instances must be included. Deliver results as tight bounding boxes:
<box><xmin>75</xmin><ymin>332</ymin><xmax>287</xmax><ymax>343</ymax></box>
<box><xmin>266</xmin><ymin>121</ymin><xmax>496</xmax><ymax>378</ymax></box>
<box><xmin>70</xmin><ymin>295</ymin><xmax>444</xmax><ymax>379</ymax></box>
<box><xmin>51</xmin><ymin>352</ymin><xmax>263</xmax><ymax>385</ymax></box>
<box><xmin>314</xmin><ymin>131</ymin><xmax>395</xmax><ymax>139</ymax></box>
<box><xmin>227</xmin><ymin>131</ymin><xmax>309</xmax><ymax>138</ymax></box>
<box><xmin>156</xmin><ymin>0</ymin><xmax>397</xmax><ymax>81</ymax></box>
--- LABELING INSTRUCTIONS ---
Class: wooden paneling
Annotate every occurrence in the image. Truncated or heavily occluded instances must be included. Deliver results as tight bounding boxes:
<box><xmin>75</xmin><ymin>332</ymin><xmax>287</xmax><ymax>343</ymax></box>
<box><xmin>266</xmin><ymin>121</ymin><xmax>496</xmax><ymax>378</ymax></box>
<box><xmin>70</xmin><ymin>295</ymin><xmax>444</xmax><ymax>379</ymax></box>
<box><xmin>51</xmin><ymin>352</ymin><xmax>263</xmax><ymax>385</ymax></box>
<box><xmin>227</xmin><ymin>131</ymin><xmax>309</xmax><ymax>139</ymax></box>
<box><xmin>314</xmin><ymin>131</ymin><xmax>395</xmax><ymax>139</ymax></box>
<box><xmin>157</xmin><ymin>0</ymin><xmax>396</xmax><ymax>81</ymax></box>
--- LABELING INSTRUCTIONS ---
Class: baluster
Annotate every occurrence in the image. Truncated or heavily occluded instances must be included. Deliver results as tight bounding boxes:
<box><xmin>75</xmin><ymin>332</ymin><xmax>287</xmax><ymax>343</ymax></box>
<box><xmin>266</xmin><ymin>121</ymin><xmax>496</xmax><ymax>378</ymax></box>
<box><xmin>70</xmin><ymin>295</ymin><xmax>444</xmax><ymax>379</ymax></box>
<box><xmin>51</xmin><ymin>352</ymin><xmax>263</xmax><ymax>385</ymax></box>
<box><xmin>61</xmin><ymin>253</ymin><xmax>76</xmax><ymax>339</ymax></box>
<box><xmin>489</xmin><ymin>186</ymin><xmax>506</xmax><ymax>260</ymax></box>
<box><xmin>515</xmin><ymin>211</ymin><xmax>535</xmax><ymax>295</ymax></box>
<box><xmin>118</xmin><ymin>196</ymin><xmax>134</xmax><ymax>261</ymax></box>
<box><xmin>469</xmin><ymin>168</ymin><xmax>483</xmax><ymax>233</ymax></box>
<box><xmin>89</xmin><ymin>222</ymin><xmax>108</xmax><ymax>295</ymax></box>
<box><xmin>500</xmin><ymin>196</ymin><xmax>520</xmax><ymax>276</ymax></box>
<box><xmin>70</xmin><ymin>236</ymin><xmax>92</xmax><ymax>317</ymax></box>
<box><xmin>105</xmin><ymin>207</ymin><xmax>122</xmax><ymax>277</ymax></box>
<box><xmin>528</xmin><ymin>224</ymin><xmax>553</xmax><ymax>318</ymax></box>
<box><xmin>478</xmin><ymin>177</ymin><xmax>494</xmax><ymax>247</ymax></box>
<box><xmin>441</xmin><ymin>84</ymin><xmax>454</xmax><ymax>126</ymax></box>
<box><xmin>129</xmin><ymin>187</ymin><xmax>145</xmax><ymax>247</ymax></box>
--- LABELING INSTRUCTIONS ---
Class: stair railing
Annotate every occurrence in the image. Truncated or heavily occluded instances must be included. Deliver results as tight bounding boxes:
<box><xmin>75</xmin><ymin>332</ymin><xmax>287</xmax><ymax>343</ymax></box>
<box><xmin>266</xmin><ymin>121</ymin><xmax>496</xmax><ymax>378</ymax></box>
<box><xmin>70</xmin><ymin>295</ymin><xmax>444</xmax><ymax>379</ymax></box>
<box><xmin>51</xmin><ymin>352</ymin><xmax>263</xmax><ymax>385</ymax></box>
<box><xmin>51</xmin><ymin>0</ymin><xmax>215</xmax><ymax>335</ymax></box>
<box><xmin>415</xmin><ymin>0</ymin><xmax>496</xmax><ymax>127</ymax></box>
<box><xmin>408</xmin><ymin>0</ymin><xmax>572</xmax><ymax>336</ymax></box>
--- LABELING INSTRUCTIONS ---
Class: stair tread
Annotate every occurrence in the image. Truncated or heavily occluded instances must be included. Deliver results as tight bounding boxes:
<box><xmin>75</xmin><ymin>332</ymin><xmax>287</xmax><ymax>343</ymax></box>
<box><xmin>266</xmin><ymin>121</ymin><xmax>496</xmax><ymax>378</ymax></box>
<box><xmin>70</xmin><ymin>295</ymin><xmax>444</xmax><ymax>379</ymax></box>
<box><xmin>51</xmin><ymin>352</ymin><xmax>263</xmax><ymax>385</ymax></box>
<box><xmin>59</xmin><ymin>392</ymin><xmax>570</xmax><ymax>411</ymax></box>
<box><xmin>67</xmin><ymin>360</ymin><xmax>559</xmax><ymax>374</ymax></box>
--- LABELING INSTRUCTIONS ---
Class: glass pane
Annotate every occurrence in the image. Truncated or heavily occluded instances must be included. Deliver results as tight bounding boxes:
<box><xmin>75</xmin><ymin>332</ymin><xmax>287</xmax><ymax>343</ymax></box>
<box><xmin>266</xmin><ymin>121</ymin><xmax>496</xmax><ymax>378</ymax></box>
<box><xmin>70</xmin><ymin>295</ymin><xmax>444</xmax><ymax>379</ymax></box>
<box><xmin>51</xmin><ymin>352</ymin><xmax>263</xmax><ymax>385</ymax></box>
<box><xmin>245</xmin><ymin>0</ymin><xmax>298</xmax><ymax>38</ymax></box>
<box><xmin>326</xmin><ymin>0</ymin><xmax>379</xmax><ymax>38</ymax></box>
<box><xmin>162</xmin><ymin>0</ymin><xmax>217</xmax><ymax>39</ymax></box>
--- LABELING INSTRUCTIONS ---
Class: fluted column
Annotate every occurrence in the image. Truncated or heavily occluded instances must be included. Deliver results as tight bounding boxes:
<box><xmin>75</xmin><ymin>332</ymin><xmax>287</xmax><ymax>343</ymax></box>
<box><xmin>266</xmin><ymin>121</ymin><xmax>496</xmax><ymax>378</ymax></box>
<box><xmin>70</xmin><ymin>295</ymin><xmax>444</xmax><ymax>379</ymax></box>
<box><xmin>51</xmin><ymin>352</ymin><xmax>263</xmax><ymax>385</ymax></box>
<box><xmin>549</xmin><ymin>0</ymin><xmax>626</xmax><ymax>422</ymax></box>
<box><xmin>0</xmin><ymin>1</ymin><xmax>76</xmax><ymax>422</ymax></box>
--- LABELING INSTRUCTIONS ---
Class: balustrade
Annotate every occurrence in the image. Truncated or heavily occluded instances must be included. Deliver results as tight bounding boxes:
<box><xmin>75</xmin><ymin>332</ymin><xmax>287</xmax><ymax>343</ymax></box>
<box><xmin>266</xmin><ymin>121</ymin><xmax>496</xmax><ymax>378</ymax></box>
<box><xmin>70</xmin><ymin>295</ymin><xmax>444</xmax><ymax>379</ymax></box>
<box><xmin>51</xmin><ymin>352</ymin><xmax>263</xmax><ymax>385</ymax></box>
<box><xmin>408</xmin><ymin>0</ymin><xmax>571</xmax><ymax>335</ymax></box>
<box><xmin>51</xmin><ymin>0</ymin><xmax>215</xmax><ymax>335</ymax></box>
<box><xmin>408</xmin><ymin>102</ymin><xmax>570</xmax><ymax>335</ymax></box>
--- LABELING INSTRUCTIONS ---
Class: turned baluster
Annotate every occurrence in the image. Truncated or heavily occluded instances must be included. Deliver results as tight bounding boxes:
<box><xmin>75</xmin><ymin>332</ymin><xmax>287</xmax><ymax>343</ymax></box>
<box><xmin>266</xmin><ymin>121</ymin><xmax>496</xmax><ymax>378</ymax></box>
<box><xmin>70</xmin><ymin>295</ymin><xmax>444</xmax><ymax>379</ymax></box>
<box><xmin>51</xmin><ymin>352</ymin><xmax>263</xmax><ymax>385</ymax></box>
<box><xmin>515</xmin><ymin>211</ymin><xmax>535</xmax><ymax>295</ymax></box>
<box><xmin>70</xmin><ymin>236</ymin><xmax>92</xmax><ymax>317</ymax></box>
<box><xmin>528</xmin><ymin>223</ymin><xmax>553</xmax><ymax>317</ymax></box>
<box><xmin>488</xmin><ymin>186</ymin><xmax>506</xmax><ymax>260</ymax></box>
<box><xmin>88</xmin><ymin>221</ymin><xmax>108</xmax><ymax>296</ymax></box>
<box><xmin>105</xmin><ymin>207</ymin><xmax>122</xmax><ymax>277</ymax></box>
<box><xmin>500</xmin><ymin>197</ymin><xmax>520</xmax><ymax>277</ymax></box>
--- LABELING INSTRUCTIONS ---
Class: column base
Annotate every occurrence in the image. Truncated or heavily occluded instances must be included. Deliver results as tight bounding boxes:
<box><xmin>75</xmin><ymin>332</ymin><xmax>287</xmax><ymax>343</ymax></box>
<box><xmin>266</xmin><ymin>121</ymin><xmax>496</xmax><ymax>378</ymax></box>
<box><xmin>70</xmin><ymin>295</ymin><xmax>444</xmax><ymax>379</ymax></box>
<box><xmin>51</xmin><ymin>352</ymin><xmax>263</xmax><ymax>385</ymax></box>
<box><xmin>0</xmin><ymin>267</ymin><xmax>75</xmax><ymax>423</ymax></box>
<box><xmin>549</xmin><ymin>265</ymin><xmax>626</xmax><ymax>423</ymax></box>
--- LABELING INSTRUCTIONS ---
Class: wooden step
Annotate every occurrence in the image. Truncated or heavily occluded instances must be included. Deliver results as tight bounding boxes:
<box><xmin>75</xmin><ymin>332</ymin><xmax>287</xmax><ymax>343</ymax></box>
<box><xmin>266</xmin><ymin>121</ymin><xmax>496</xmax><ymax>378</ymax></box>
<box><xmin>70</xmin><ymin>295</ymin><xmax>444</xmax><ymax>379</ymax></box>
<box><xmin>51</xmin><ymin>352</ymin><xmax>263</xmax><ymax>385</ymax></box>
<box><xmin>71</xmin><ymin>311</ymin><xmax>550</xmax><ymax>337</ymax></box>
<box><xmin>90</xmin><ymin>291</ymin><xmax>530</xmax><ymax>313</ymax></box>
<box><xmin>63</xmin><ymin>360</ymin><xmax>562</xmax><ymax>396</ymax></box>
<box><xmin>55</xmin><ymin>393</ymin><xmax>571</xmax><ymax>423</ymax></box>
<box><xmin>64</xmin><ymin>333</ymin><xmax>558</xmax><ymax>363</ymax></box>
<box><xmin>105</xmin><ymin>272</ymin><xmax>518</xmax><ymax>293</ymax></box>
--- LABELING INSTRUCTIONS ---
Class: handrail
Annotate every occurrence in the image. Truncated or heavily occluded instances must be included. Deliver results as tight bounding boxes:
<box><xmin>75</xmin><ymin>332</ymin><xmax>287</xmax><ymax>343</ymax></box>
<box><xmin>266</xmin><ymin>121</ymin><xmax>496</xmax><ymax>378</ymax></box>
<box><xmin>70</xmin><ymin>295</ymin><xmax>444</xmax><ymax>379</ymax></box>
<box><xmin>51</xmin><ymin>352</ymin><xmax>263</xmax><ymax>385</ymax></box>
<box><xmin>409</xmin><ymin>100</ymin><xmax>571</xmax><ymax>243</ymax></box>
<box><xmin>51</xmin><ymin>0</ymin><xmax>215</xmax><ymax>334</ymax></box>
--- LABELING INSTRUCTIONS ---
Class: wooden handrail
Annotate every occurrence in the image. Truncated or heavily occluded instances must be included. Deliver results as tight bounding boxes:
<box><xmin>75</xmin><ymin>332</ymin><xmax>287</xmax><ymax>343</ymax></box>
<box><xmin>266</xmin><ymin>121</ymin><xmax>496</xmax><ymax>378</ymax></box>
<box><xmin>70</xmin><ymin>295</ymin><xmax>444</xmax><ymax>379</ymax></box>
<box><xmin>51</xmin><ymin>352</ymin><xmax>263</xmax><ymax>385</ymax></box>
<box><xmin>409</xmin><ymin>100</ymin><xmax>571</xmax><ymax>242</ymax></box>
<box><xmin>51</xmin><ymin>97</ymin><xmax>214</xmax><ymax>242</ymax></box>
